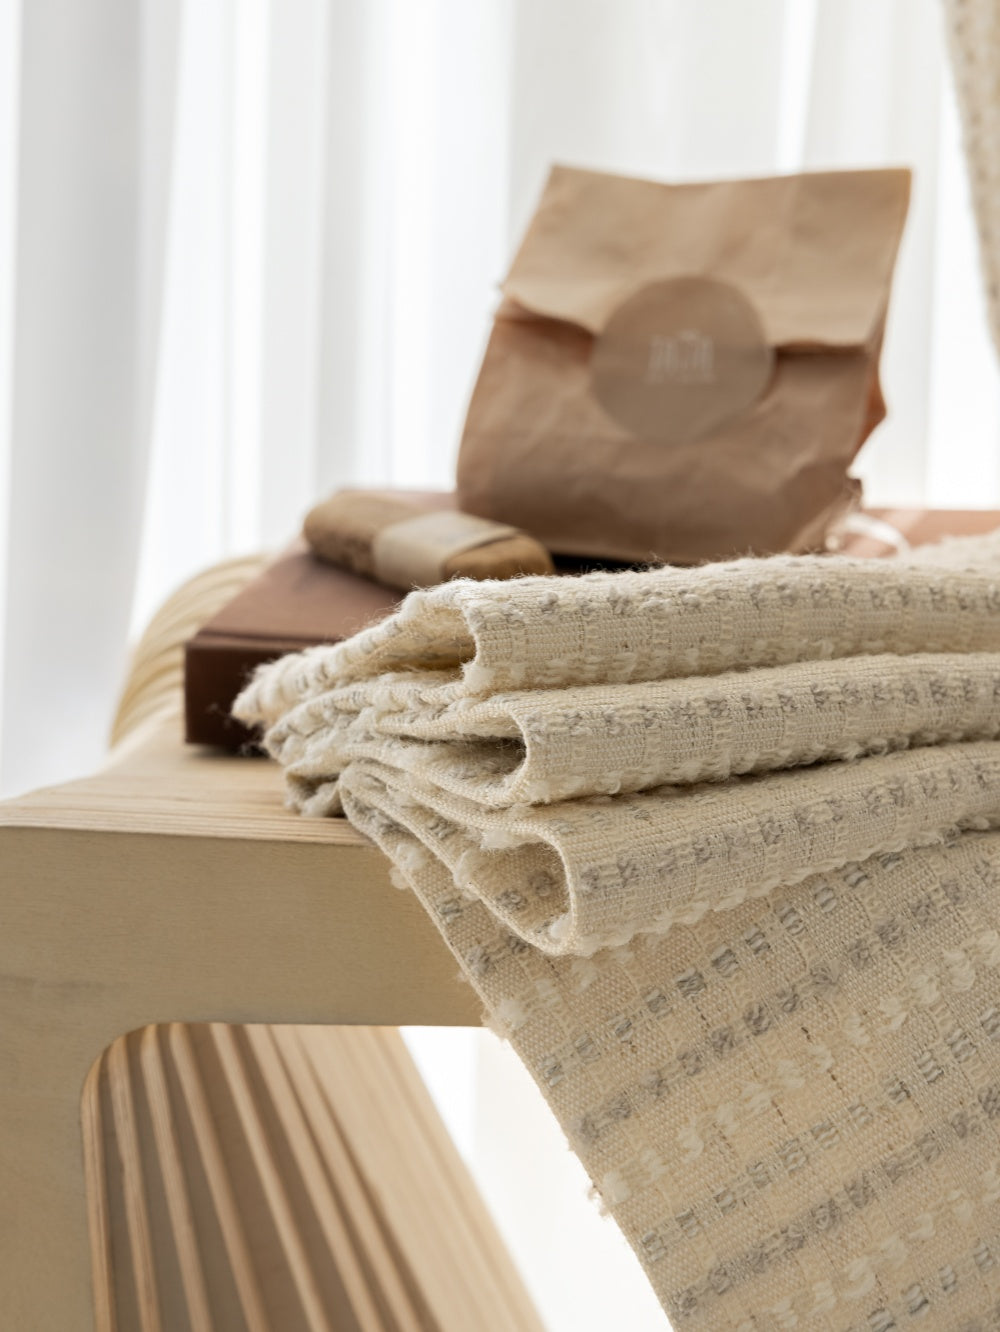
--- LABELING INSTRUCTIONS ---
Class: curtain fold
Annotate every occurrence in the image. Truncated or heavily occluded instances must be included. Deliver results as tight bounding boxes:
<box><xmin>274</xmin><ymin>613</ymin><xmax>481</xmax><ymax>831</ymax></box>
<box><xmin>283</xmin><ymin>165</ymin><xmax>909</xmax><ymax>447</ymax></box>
<box><xmin>943</xmin><ymin>0</ymin><xmax>1000</xmax><ymax>363</ymax></box>
<box><xmin>804</xmin><ymin>0</ymin><xmax>945</xmax><ymax>505</ymax></box>
<box><xmin>0</xmin><ymin>0</ymin><xmax>179</xmax><ymax>798</ymax></box>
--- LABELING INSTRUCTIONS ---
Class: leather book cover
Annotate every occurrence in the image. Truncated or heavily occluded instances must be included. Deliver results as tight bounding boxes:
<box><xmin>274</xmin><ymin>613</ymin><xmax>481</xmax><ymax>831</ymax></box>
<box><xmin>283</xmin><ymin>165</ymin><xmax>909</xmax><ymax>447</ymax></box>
<box><xmin>184</xmin><ymin>542</ymin><xmax>401</xmax><ymax>748</ymax></box>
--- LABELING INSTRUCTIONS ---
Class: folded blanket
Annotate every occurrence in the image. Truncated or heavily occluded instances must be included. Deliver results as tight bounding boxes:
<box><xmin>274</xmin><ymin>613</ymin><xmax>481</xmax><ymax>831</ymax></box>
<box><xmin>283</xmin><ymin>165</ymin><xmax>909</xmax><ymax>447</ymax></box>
<box><xmin>245</xmin><ymin>533</ymin><xmax>1000</xmax><ymax>726</ymax></box>
<box><xmin>329</xmin><ymin>743</ymin><xmax>1000</xmax><ymax>957</ymax></box>
<box><xmin>266</xmin><ymin>653</ymin><xmax>1000</xmax><ymax>806</ymax></box>
<box><xmin>236</xmin><ymin>534</ymin><xmax>1000</xmax><ymax>1331</ymax></box>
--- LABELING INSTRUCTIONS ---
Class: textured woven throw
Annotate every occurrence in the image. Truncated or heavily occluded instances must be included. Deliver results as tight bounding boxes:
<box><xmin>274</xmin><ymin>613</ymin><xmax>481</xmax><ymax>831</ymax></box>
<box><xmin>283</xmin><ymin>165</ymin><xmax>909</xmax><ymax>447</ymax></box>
<box><xmin>237</xmin><ymin>534</ymin><xmax>1000</xmax><ymax>1329</ymax></box>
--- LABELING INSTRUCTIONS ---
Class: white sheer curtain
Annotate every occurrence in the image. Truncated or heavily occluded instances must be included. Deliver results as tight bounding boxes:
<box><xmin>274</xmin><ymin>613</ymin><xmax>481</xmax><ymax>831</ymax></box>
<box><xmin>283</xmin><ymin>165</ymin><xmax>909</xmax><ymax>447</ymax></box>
<box><xmin>1</xmin><ymin>0</ymin><xmax>994</xmax><ymax>799</ymax></box>
<box><xmin>1</xmin><ymin>2</ymin><xmax>998</xmax><ymax>1326</ymax></box>
<box><xmin>0</xmin><ymin>0</ymin><xmax>180</xmax><ymax>799</ymax></box>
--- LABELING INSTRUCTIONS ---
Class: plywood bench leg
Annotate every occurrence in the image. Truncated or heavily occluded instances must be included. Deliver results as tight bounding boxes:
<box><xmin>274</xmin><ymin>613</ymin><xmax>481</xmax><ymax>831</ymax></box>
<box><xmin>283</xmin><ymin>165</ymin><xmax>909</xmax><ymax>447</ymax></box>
<box><xmin>0</xmin><ymin>821</ymin><xmax>475</xmax><ymax>1330</ymax></box>
<box><xmin>0</xmin><ymin>986</ymin><xmax>111</xmax><ymax>1330</ymax></box>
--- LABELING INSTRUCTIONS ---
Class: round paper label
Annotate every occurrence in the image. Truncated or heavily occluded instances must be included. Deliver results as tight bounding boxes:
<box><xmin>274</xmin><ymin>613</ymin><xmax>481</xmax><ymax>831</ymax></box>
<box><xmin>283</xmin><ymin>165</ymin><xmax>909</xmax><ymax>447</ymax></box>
<box><xmin>590</xmin><ymin>276</ymin><xmax>774</xmax><ymax>442</ymax></box>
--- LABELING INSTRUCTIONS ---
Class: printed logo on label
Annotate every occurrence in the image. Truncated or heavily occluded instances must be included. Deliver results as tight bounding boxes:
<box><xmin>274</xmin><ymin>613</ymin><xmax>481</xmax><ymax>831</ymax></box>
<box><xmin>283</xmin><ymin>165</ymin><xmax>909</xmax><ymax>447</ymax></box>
<box><xmin>645</xmin><ymin>330</ymin><xmax>716</xmax><ymax>386</ymax></box>
<box><xmin>591</xmin><ymin>276</ymin><xmax>773</xmax><ymax>443</ymax></box>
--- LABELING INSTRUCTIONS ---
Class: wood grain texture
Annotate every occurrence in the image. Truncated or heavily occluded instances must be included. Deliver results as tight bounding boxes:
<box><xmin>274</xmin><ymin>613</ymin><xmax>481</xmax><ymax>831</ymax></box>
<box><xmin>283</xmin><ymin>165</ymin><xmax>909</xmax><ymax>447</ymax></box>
<box><xmin>83</xmin><ymin>1025</ymin><xmax>542</xmax><ymax>1332</ymax></box>
<box><xmin>0</xmin><ymin>708</ymin><xmax>370</xmax><ymax>842</ymax></box>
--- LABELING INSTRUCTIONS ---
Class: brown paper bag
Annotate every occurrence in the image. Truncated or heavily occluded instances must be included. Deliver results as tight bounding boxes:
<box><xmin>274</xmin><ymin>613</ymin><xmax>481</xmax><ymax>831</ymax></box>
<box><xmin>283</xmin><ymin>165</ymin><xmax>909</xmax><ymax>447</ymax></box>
<box><xmin>457</xmin><ymin>164</ymin><xmax>911</xmax><ymax>564</ymax></box>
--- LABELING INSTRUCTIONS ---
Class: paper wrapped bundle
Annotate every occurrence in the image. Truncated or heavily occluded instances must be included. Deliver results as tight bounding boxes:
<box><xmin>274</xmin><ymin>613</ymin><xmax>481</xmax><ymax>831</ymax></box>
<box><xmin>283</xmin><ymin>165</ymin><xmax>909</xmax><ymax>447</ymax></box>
<box><xmin>237</xmin><ymin>531</ymin><xmax>1000</xmax><ymax>1330</ymax></box>
<box><xmin>457</xmin><ymin>164</ymin><xmax>911</xmax><ymax>565</ymax></box>
<box><xmin>304</xmin><ymin>490</ymin><xmax>553</xmax><ymax>589</ymax></box>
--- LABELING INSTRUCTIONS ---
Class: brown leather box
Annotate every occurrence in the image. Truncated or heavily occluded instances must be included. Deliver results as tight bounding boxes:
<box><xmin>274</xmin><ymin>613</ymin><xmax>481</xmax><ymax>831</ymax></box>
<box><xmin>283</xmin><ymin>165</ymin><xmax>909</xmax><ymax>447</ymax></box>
<box><xmin>185</xmin><ymin>508</ymin><xmax>1000</xmax><ymax>750</ymax></box>
<box><xmin>184</xmin><ymin>542</ymin><xmax>401</xmax><ymax>748</ymax></box>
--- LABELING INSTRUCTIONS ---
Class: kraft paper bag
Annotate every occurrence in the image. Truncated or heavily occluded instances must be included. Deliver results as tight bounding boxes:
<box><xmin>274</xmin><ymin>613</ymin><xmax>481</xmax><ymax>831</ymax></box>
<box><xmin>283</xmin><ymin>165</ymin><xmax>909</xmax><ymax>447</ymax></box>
<box><xmin>456</xmin><ymin>164</ymin><xmax>911</xmax><ymax>565</ymax></box>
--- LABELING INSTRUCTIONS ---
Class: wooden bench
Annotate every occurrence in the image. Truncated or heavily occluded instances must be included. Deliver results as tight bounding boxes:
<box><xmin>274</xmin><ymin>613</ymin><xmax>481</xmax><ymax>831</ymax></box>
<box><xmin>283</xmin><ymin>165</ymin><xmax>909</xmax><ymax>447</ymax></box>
<box><xmin>0</xmin><ymin>559</ymin><xmax>493</xmax><ymax>1331</ymax></box>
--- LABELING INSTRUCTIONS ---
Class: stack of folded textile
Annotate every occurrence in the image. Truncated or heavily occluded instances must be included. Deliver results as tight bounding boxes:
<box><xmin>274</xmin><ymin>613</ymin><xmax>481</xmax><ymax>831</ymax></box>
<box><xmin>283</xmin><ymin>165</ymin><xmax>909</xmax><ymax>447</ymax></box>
<box><xmin>236</xmin><ymin>531</ymin><xmax>1000</xmax><ymax>1330</ymax></box>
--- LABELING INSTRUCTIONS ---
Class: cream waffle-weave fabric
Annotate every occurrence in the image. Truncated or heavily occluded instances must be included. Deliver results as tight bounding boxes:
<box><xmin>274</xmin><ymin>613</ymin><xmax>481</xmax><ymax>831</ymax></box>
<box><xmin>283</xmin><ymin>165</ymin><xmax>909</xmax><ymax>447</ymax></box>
<box><xmin>237</xmin><ymin>534</ymin><xmax>1000</xmax><ymax>1330</ymax></box>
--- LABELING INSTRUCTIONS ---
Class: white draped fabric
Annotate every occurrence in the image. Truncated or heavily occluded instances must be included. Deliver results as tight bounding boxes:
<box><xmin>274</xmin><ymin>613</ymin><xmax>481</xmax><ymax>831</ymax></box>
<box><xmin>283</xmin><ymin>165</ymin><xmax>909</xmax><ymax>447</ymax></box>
<box><xmin>0</xmin><ymin>3</ymin><xmax>997</xmax><ymax>1326</ymax></box>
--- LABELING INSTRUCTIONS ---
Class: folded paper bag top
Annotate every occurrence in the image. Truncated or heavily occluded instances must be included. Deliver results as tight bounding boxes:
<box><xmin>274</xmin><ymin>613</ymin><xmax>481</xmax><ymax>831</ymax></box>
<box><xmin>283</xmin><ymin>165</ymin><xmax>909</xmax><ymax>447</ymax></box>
<box><xmin>457</xmin><ymin>163</ymin><xmax>911</xmax><ymax>565</ymax></box>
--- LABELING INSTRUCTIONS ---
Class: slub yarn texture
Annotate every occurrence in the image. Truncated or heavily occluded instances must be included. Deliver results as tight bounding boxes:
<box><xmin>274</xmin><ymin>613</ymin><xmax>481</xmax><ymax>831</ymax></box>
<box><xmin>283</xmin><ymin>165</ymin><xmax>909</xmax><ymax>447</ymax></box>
<box><xmin>236</xmin><ymin>533</ymin><xmax>1000</xmax><ymax>1330</ymax></box>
